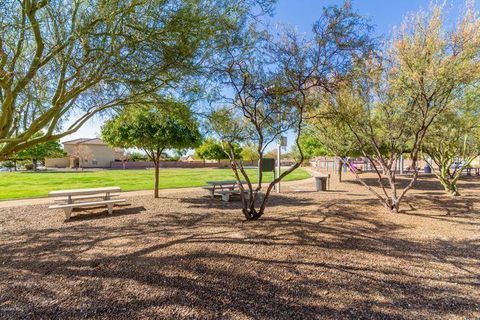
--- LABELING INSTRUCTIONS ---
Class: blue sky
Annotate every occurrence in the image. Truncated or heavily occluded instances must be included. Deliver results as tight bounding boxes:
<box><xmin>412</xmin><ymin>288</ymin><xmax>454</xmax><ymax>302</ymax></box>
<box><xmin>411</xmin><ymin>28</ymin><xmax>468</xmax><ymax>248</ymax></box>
<box><xmin>64</xmin><ymin>0</ymin><xmax>477</xmax><ymax>148</ymax></box>
<box><xmin>272</xmin><ymin>0</ymin><xmax>475</xmax><ymax>37</ymax></box>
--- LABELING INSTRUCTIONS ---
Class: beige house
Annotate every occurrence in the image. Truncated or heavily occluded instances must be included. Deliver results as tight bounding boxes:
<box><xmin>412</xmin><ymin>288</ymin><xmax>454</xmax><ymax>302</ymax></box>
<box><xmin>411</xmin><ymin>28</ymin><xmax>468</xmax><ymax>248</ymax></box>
<box><xmin>45</xmin><ymin>138</ymin><xmax>123</xmax><ymax>168</ymax></box>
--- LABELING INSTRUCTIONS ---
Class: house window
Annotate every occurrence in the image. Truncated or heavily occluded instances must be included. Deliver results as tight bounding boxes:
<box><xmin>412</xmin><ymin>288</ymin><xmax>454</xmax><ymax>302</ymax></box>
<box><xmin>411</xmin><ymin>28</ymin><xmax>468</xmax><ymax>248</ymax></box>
<box><xmin>92</xmin><ymin>159</ymin><xmax>98</xmax><ymax>165</ymax></box>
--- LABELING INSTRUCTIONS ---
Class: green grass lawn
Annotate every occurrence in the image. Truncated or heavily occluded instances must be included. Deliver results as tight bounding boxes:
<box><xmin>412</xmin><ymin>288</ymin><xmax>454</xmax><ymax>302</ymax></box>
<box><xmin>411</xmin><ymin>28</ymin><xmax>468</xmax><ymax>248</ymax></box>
<box><xmin>0</xmin><ymin>168</ymin><xmax>310</xmax><ymax>200</ymax></box>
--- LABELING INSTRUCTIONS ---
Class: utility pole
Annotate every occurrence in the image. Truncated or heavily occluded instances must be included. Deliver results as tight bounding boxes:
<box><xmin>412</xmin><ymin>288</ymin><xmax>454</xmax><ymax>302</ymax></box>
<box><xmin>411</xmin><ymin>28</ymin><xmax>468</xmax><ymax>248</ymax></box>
<box><xmin>399</xmin><ymin>154</ymin><xmax>404</xmax><ymax>175</ymax></box>
<box><xmin>277</xmin><ymin>144</ymin><xmax>281</xmax><ymax>193</ymax></box>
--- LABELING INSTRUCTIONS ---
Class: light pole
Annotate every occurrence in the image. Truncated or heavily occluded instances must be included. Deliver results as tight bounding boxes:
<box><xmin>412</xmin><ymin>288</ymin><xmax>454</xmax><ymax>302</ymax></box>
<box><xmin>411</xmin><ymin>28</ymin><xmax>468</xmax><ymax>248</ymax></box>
<box><xmin>277</xmin><ymin>136</ymin><xmax>287</xmax><ymax>193</ymax></box>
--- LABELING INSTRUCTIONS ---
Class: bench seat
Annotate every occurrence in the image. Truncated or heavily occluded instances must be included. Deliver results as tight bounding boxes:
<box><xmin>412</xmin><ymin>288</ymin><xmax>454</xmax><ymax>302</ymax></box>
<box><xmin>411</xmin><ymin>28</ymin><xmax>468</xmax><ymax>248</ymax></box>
<box><xmin>218</xmin><ymin>189</ymin><xmax>257</xmax><ymax>202</ymax></box>
<box><xmin>49</xmin><ymin>199</ymin><xmax>126</xmax><ymax>220</ymax></box>
<box><xmin>202</xmin><ymin>185</ymin><xmax>235</xmax><ymax>198</ymax></box>
<box><xmin>54</xmin><ymin>194</ymin><xmax>120</xmax><ymax>203</ymax></box>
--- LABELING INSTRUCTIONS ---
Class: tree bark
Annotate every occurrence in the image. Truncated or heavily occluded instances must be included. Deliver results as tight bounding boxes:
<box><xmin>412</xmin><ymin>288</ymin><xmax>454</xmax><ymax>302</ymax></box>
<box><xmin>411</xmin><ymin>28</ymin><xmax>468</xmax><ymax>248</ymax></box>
<box><xmin>337</xmin><ymin>157</ymin><xmax>343</xmax><ymax>182</ymax></box>
<box><xmin>154</xmin><ymin>156</ymin><xmax>160</xmax><ymax>199</ymax></box>
<box><xmin>438</xmin><ymin>174</ymin><xmax>460</xmax><ymax>197</ymax></box>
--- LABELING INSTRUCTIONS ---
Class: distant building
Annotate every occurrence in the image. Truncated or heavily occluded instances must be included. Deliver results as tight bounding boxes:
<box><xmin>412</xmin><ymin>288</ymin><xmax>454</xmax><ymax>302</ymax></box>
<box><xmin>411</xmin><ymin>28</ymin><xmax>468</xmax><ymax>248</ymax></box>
<box><xmin>179</xmin><ymin>155</ymin><xmax>195</xmax><ymax>162</ymax></box>
<box><xmin>45</xmin><ymin>138</ymin><xmax>124</xmax><ymax>168</ymax></box>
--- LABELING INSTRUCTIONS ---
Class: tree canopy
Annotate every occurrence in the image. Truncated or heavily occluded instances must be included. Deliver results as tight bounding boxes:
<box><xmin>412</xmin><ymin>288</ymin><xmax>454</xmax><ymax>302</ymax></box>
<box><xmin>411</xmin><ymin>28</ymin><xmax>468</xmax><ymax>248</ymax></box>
<box><xmin>195</xmin><ymin>138</ymin><xmax>241</xmax><ymax>162</ymax></box>
<box><xmin>102</xmin><ymin>98</ymin><xmax>201</xmax><ymax>197</ymax></box>
<box><xmin>0</xmin><ymin>0</ymin><xmax>274</xmax><ymax>160</ymax></box>
<box><xmin>423</xmin><ymin>87</ymin><xmax>480</xmax><ymax>196</ymax></box>
<box><xmin>16</xmin><ymin>134</ymin><xmax>65</xmax><ymax>169</ymax></box>
<box><xmin>311</xmin><ymin>2</ymin><xmax>480</xmax><ymax>212</ymax></box>
<box><xmin>208</xmin><ymin>1</ymin><xmax>373</xmax><ymax>220</ymax></box>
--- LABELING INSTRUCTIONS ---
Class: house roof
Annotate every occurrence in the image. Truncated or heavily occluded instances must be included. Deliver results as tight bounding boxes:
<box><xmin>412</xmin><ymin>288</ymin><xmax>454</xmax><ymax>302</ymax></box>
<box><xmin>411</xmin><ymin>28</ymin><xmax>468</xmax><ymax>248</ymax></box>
<box><xmin>63</xmin><ymin>138</ymin><xmax>107</xmax><ymax>145</ymax></box>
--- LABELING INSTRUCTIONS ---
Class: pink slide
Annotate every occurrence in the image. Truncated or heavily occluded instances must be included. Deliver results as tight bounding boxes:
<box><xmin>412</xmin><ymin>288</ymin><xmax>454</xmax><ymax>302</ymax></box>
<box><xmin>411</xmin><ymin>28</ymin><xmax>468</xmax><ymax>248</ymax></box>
<box><xmin>348</xmin><ymin>162</ymin><xmax>362</xmax><ymax>173</ymax></box>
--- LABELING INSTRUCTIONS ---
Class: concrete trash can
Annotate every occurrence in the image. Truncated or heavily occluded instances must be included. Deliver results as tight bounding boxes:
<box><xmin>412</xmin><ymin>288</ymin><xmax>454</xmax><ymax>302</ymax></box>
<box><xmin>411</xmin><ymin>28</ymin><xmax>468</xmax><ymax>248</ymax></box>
<box><xmin>315</xmin><ymin>176</ymin><xmax>328</xmax><ymax>191</ymax></box>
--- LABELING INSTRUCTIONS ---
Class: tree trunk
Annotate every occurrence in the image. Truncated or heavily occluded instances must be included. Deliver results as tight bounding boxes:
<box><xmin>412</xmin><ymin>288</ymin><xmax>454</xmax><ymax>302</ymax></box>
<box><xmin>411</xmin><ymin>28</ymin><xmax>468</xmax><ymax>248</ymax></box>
<box><xmin>33</xmin><ymin>159</ymin><xmax>38</xmax><ymax>171</ymax></box>
<box><xmin>438</xmin><ymin>175</ymin><xmax>460</xmax><ymax>197</ymax></box>
<box><xmin>154</xmin><ymin>159</ymin><xmax>160</xmax><ymax>198</ymax></box>
<box><xmin>242</xmin><ymin>207</ymin><xmax>262</xmax><ymax>220</ymax></box>
<box><xmin>337</xmin><ymin>157</ymin><xmax>343</xmax><ymax>182</ymax></box>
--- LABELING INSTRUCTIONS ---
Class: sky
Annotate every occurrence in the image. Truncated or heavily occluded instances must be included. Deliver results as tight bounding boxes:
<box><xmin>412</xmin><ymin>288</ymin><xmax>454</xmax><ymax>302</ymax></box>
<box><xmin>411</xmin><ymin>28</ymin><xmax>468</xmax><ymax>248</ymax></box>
<box><xmin>63</xmin><ymin>0</ymin><xmax>477</xmax><ymax>148</ymax></box>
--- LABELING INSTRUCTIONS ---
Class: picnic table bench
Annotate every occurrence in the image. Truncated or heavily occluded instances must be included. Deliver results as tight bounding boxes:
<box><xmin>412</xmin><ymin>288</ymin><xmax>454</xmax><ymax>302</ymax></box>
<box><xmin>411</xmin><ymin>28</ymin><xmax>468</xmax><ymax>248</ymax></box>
<box><xmin>203</xmin><ymin>180</ymin><xmax>249</xmax><ymax>201</ymax></box>
<box><xmin>203</xmin><ymin>180</ymin><xmax>242</xmax><ymax>198</ymax></box>
<box><xmin>48</xmin><ymin>187</ymin><xmax>126</xmax><ymax>220</ymax></box>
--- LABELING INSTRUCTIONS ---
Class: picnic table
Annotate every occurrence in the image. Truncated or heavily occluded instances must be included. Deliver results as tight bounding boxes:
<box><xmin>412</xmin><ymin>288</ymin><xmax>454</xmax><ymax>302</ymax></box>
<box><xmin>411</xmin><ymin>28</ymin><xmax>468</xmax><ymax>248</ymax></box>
<box><xmin>203</xmin><ymin>180</ymin><xmax>246</xmax><ymax>201</ymax></box>
<box><xmin>48</xmin><ymin>186</ymin><xmax>126</xmax><ymax>220</ymax></box>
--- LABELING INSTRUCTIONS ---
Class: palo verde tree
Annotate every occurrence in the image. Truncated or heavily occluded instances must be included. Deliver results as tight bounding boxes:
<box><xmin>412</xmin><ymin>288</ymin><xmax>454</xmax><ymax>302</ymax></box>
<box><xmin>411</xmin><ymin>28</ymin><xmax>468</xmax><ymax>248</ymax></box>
<box><xmin>318</xmin><ymin>2</ymin><xmax>480</xmax><ymax>212</ymax></box>
<box><xmin>423</xmin><ymin>88</ymin><xmax>480</xmax><ymax>196</ymax></box>
<box><xmin>0</xmin><ymin>0</ymin><xmax>274</xmax><ymax>161</ymax></box>
<box><xmin>102</xmin><ymin>98</ymin><xmax>201</xmax><ymax>198</ymax></box>
<box><xmin>211</xmin><ymin>2</ymin><xmax>372</xmax><ymax>220</ymax></box>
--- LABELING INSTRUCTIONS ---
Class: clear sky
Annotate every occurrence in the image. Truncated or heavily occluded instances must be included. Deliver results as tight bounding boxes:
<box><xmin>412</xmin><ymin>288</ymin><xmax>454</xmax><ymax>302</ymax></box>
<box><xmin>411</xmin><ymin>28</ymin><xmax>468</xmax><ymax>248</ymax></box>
<box><xmin>63</xmin><ymin>0</ymin><xmax>477</xmax><ymax>146</ymax></box>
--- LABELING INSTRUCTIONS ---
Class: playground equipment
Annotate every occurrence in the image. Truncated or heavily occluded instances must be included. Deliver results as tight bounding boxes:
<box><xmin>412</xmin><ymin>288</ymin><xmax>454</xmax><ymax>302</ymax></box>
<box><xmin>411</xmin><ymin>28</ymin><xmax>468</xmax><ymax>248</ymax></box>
<box><xmin>348</xmin><ymin>161</ymin><xmax>363</xmax><ymax>174</ymax></box>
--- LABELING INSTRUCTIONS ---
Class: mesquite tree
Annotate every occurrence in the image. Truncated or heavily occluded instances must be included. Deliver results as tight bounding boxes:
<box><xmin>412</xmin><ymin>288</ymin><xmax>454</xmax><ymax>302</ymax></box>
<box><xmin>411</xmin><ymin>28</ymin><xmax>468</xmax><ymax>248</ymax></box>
<box><xmin>211</xmin><ymin>2</ymin><xmax>372</xmax><ymax>220</ymax></box>
<box><xmin>0</xmin><ymin>0</ymin><xmax>274</xmax><ymax>160</ymax></box>
<box><xmin>102</xmin><ymin>99</ymin><xmax>201</xmax><ymax>198</ymax></box>
<box><xmin>318</xmin><ymin>3</ymin><xmax>480</xmax><ymax>212</ymax></box>
<box><xmin>423</xmin><ymin>89</ymin><xmax>480</xmax><ymax>196</ymax></box>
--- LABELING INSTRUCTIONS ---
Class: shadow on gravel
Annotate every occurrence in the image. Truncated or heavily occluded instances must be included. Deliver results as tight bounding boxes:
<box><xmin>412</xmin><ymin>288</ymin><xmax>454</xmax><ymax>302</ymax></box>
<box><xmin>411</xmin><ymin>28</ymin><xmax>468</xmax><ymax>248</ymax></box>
<box><xmin>177</xmin><ymin>193</ymin><xmax>317</xmax><ymax>210</ymax></box>
<box><xmin>66</xmin><ymin>205</ymin><xmax>147</xmax><ymax>222</ymax></box>
<box><xmin>0</xmin><ymin>194</ymin><xmax>479</xmax><ymax>319</ymax></box>
<box><xmin>344</xmin><ymin>174</ymin><xmax>480</xmax><ymax>192</ymax></box>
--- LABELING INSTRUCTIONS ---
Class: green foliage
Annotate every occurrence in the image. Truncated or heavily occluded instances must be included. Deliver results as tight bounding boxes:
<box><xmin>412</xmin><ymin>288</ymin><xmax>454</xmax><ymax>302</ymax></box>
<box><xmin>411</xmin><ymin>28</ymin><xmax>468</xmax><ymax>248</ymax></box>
<box><xmin>240</xmin><ymin>145</ymin><xmax>260</xmax><ymax>162</ymax></box>
<box><xmin>311</xmin><ymin>2</ymin><xmax>480</xmax><ymax>212</ymax></box>
<box><xmin>195</xmin><ymin>138</ymin><xmax>227</xmax><ymax>161</ymax></box>
<box><xmin>128</xmin><ymin>152</ymin><xmax>148</xmax><ymax>162</ymax></box>
<box><xmin>296</xmin><ymin>134</ymin><xmax>330</xmax><ymax>160</ymax></box>
<box><xmin>102</xmin><ymin>98</ymin><xmax>201</xmax><ymax>198</ymax></box>
<box><xmin>423</xmin><ymin>87</ymin><xmax>480</xmax><ymax>196</ymax></box>
<box><xmin>0</xmin><ymin>0</ymin><xmax>274</xmax><ymax>160</ymax></box>
<box><xmin>2</xmin><ymin>160</ymin><xmax>16</xmax><ymax>171</ymax></box>
<box><xmin>102</xmin><ymin>99</ymin><xmax>202</xmax><ymax>158</ymax></box>
<box><xmin>207</xmin><ymin>108</ymin><xmax>249</xmax><ymax>145</ymax></box>
<box><xmin>16</xmin><ymin>136</ymin><xmax>65</xmax><ymax>169</ymax></box>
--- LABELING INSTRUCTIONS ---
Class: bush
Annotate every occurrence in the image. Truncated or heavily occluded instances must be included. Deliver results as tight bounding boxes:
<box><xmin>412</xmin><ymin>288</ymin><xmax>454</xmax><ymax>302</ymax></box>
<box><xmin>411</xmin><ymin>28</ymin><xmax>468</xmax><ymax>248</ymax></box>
<box><xmin>24</xmin><ymin>163</ymin><xmax>34</xmax><ymax>171</ymax></box>
<box><xmin>2</xmin><ymin>160</ymin><xmax>16</xmax><ymax>171</ymax></box>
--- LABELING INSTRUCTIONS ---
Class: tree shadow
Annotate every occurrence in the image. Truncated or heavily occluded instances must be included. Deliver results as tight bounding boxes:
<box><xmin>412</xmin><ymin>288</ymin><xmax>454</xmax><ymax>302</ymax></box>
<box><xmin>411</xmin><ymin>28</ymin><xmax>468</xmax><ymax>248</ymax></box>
<box><xmin>177</xmin><ymin>193</ymin><xmax>317</xmax><ymax>210</ymax></box>
<box><xmin>66</xmin><ymin>205</ymin><xmax>147</xmax><ymax>222</ymax></box>
<box><xmin>0</xmin><ymin>194</ymin><xmax>478</xmax><ymax>319</ymax></box>
<box><xmin>345</xmin><ymin>174</ymin><xmax>480</xmax><ymax>192</ymax></box>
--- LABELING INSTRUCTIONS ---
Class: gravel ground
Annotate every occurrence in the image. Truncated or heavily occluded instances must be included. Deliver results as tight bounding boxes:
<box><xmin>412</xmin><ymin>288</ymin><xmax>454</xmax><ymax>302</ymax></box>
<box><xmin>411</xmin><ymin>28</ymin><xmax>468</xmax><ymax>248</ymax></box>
<box><xmin>0</xmin><ymin>173</ymin><xmax>479</xmax><ymax>319</ymax></box>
